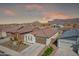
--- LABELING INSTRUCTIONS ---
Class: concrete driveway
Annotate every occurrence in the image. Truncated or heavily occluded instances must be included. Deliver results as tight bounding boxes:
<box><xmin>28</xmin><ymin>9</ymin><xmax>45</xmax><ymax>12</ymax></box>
<box><xmin>0</xmin><ymin>45</ymin><xmax>20</xmax><ymax>56</ymax></box>
<box><xmin>54</xmin><ymin>39</ymin><xmax>78</xmax><ymax>56</ymax></box>
<box><xmin>20</xmin><ymin>43</ymin><xmax>45</xmax><ymax>56</ymax></box>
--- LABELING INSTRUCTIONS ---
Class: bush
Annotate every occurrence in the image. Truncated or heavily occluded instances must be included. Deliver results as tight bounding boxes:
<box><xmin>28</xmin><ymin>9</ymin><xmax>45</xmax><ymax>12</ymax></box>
<box><xmin>42</xmin><ymin>47</ymin><xmax>53</xmax><ymax>56</ymax></box>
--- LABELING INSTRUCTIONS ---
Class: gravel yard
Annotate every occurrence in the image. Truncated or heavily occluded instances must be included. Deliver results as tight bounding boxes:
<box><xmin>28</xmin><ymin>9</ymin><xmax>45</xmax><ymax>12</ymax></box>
<box><xmin>1</xmin><ymin>40</ymin><xmax>29</xmax><ymax>52</ymax></box>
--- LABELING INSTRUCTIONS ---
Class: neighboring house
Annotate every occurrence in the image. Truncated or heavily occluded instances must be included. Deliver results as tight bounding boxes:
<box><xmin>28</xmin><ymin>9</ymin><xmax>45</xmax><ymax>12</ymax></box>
<box><xmin>60</xmin><ymin>29</ymin><xmax>78</xmax><ymax>41</ymax></box>
<box><xmin>0</xmin><ymin>29</ymin><xmax>7</xmax><ymax>39</ymax></box>
<box><xmin>0</xmin><ymin>25</ymin><xmax>24</xmax><ymax>44</ymax></box>
<box><xmin>50</xmin><ymin>24</ymin><xmax>64</xmax><ymax>29</ymax></box>
<box><xmin>59</xmin><ymin>29</ymin><xmax>79</xmax><ymax>55</ymax></box>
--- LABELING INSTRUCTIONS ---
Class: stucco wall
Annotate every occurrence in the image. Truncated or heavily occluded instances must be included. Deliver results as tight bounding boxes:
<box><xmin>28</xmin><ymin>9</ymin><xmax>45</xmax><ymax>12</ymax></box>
<box><xmin>2</xmin><ymin>32</ymin><xmax>7</xmax><ymax>37</ymax></box>
<box><xmin>46</xmin><ymin>38</ymin><xmax>52</xmax><ymax>45</ymax></box>
<box><xmin>46</xmin><ymin>32</ymin><xmax>59</xmax><ymax>46</ymax></box>
<box><xmin>0</xmin><ymin>32</ymin><xmax>7</xmax><ymax>38</ymax></box>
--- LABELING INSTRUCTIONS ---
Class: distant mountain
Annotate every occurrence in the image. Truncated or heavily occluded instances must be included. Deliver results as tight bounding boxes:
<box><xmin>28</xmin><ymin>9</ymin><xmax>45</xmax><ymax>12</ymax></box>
<box><xmin>48</xmin><ymin>18</ymin><xmax>79</xmax><ymax>25</ymax></box>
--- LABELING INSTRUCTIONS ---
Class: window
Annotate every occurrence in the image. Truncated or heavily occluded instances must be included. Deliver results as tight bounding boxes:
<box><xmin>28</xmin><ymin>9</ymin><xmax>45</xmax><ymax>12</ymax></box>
<box><xmin>26</xmin><ymin>35</ymin><xmax>27</xmax><ymax>40</ymax></box>
<box><xmin>28</xmin><ymin>35</ymin><xmax>30</xmax><ymax>40</ymax></box>
<box><xmin>27</xmin><ymin>35</ymin><xmax>33</xmax><ymax>41</ymax></box>
<box><xmin>30</xmin><ymin>36</ymin><xmax>32</xmax><ymax>41</ymax></box>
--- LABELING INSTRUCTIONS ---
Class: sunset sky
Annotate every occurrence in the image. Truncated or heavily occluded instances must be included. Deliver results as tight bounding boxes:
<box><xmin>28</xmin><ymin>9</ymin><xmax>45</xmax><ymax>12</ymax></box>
<box><xmin>0</xmin><ymin>3</ymin><xmax>79</xmax><ymax>24</ymax></box>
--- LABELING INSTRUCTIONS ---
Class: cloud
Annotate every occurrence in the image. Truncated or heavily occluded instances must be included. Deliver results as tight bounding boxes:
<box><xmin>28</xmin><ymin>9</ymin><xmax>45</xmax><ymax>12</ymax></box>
<box><xmin>43</xmin><ymin>12</ymin><xmax>74</xmax><ymax>21</ymax></box>
<box><xmin>39</xmin><ymin>12</ymin><xmax>74</xmax><ymax>23</ymax></box>
<box><xmin>24</xmin><ymin>4</ymin><xmax>44</xmax><ymax>11</ymax></box>
<box><xmin>3</xmin><ymin>9</ymin><xmax>16</xmax><ymax>16</ymax></box>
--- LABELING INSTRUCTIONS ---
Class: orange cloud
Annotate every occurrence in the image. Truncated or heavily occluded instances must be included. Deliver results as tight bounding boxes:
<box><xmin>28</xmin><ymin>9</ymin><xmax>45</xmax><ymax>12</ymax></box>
<box><xmin>39</xmin><ymin>12</ymin><xmax>74</xmax><ymax>23</ymax></box>
<box><xmin>3</xmin><ymin>9</ymin><xmax>16</xmax><ymax>16</ymax></box>
<box><xmin>43</xmin><ymin>12</ymin><xmax>74</xmax><ymax>21</ymax></box>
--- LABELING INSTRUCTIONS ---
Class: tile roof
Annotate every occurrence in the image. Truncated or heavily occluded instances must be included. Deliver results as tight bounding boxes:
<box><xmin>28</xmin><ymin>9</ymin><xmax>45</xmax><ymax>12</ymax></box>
<box><xmin>0</xmin><ymin>26</ymin><xmax>7</xmax><ymax>32</ymax></box>
<box><xmin>0</xmin><ymin>24</ymin><xmax>58</xmax><ymax>38</ymax></box>
<box><xmin>0</xmin><ymin>25</ymin><xmax>22</xmax><ymax>33</ymax></box>
<box><xmin>0</xmin><ymin>24</ymin><xmax>35</xmax><ymax>33</ymax></box>
<box><xmin>17</xmin><ymin>26</ymin><xmax>35</xmax><ymax>34</ymax></box>
<box><xmin>31</xmin><ymin>27</ymin><xmax>58</xmax><ymax>38</ymax></box>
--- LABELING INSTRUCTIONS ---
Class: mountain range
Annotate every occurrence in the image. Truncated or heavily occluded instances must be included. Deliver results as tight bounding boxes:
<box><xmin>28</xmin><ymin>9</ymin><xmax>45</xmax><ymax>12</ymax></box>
<box><xmin>48</xmin><ymin>18</ymin><xmax>79</xmax><ymax>25</ymax></box>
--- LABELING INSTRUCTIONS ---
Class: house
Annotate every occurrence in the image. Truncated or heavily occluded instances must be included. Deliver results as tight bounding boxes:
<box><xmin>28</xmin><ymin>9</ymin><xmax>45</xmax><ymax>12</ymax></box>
<box><xmin>0</xmin><ymin>24</ymin><xmax>23</xmax><ymax>34</ymax></box>
<box><xmin>4</xmin><ymin>25</ymin><xmax>36</xmax><ymax>45</ymax></box>
<box><xmin>31</xmin><ymin>27</ymin><xmax>59</xmax><ymax>46</ymax></box>
<box><xmin>60</xmin><ymin>29</ymin><xmax>79</xmax><ymax>41</ymax></box>
<box><xmin>50</xmin><ymin>24</ymin><xmax>64</xmax><ymax>29</ymax></box>
<box><xmin>0</xmin><ymin>28</ymin><xmax>7</xmax><ymax>39</ymax></box>
<box><xmin>5</xmin><ymin>25</ymin><xmax>59</xmax><ymax>46</ymax></box>
<box><xmin>48</xmin><ymin>18</ymin><xmax>79</xmax><ymax>29</ymax></box>
<box><xmin>0</xmin><ymin>23</ymin><xmax>59</xmax><ymax>47</ymax></box>
<box><xmin>0</xmin><ymin>31</ymin><xmax>7</xmax><ymax>39</ymax></box>
<box><xmin>59</xmin><ymin>29</ymin><xmax>79</xmax><ymax>55</ymax></box>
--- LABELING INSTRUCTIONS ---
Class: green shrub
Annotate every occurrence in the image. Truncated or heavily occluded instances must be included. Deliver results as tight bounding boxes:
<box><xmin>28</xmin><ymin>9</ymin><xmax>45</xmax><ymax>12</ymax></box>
<box><xmin>42</xmin><ymin>47</ymin><xmax>53</xmax><ymax>56</ymax></box>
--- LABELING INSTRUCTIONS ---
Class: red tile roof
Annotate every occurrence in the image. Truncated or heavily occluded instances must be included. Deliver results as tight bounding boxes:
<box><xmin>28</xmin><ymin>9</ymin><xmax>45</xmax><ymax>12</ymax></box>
<box><xmin>17</xmin><ymin>26</ymin><xmax>34</xmax><ymax>33</ymax></box>
<box><xmin>1</xmin><ymin>25</ymin><xmax>22</xmax><ymax>33</ymax></box>
<box><xmin>31</xmin><ymin>27</ymin><xmax>58</xmax><ymax>37</ymax></box>
<box><xmin>0</xmin><ymin>24</ymin><xmax>58</xmax><ymax>38</ymax></box>
<box><xmin>0</xmin><ymin>25</ymin><xmax>35</xmax><ymax>33</ymax></box>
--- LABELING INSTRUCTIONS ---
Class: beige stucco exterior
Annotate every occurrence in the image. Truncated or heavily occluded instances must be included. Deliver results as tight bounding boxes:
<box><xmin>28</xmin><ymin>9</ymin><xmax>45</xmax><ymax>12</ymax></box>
<box><xmin>0</xmin><ymin>31</ymin><xmax>7</xmax><ymax>38</ymax></box>
<box><xmin>46</xmin><ymin>32</ymin><xmax>59</xmax><ymax>45</ymax></box>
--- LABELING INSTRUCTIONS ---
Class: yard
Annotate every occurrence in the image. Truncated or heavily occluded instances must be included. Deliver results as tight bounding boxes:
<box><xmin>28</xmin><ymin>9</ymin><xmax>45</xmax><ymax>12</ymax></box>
<box><xmin>42</xmin><ymin>47</ymin><xmax>53</xmax><ymax>56</ymax></box>
<box><xmin>1</xmin><ymin>40</ymin><xmax>29</xmax><ymax>52</ymax></box>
